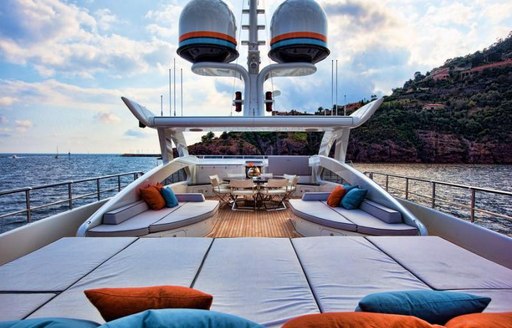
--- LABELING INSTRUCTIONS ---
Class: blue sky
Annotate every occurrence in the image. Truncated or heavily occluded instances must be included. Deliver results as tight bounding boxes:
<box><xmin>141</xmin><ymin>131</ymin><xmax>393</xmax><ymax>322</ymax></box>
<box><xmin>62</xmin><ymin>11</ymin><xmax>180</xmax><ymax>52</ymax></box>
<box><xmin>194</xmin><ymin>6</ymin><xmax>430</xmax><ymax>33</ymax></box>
<box><xmin>0</xmin><ymin>0</ymin><xmax>511</xmax><ymax>154</ymax></box>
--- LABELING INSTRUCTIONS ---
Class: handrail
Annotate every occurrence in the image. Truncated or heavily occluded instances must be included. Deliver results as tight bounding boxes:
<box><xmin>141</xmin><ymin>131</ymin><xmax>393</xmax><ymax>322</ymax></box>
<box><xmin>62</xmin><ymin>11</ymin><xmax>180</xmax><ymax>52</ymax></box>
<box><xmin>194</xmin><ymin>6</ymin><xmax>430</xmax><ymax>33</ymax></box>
<box><xmin>0</xmin><ymin>172</ymin><xmax>143</xmax><ymax>231</ymax></box>
<box><xmin>364</xmin><ymin>171</ymin><xmax>512</xmax><ymax>225</ymax></box>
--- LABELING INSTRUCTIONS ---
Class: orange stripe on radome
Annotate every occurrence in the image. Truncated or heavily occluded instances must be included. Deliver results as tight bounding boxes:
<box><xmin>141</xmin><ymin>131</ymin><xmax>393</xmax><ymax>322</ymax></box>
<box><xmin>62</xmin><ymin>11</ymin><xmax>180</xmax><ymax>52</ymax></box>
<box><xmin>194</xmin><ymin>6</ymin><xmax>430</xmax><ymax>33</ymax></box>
<box><xmin>180</xmin><ymin>31</ymin><xmax>237</xmax><ymax>44</ymax></box>
<box><xmin>271</xmin><ymin>32</ymin><xmax>326</xmax><ymax>44</ymax></box>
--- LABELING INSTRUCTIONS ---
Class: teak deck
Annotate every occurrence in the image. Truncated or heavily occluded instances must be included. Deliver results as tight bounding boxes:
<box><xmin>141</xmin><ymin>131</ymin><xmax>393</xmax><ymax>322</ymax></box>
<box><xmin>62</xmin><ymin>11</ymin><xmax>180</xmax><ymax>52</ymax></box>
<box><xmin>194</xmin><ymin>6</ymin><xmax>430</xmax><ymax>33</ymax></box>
<box><xmin>207</xmin><ymin>203</ymin><xmax>300</xmax><ymax>238</ymax></box>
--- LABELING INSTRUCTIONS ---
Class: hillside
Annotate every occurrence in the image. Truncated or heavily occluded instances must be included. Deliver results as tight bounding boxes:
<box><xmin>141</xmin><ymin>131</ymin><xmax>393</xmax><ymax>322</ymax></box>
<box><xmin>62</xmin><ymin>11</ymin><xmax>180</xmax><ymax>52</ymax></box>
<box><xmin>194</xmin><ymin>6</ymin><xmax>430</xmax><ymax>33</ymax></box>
<box><xmin>189</xmin><ymin>33</ymin><xmax>512</xmax><ymax>163</ymax></box>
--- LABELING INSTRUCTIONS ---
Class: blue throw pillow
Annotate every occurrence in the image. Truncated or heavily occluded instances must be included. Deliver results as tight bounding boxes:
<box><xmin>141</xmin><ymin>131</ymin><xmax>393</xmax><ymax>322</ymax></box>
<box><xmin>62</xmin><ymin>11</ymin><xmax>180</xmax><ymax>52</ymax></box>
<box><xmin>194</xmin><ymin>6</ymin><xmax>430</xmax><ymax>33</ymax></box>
<box><xmin>356</xmin><ymin>290</ymin><xmax>491</xmax><ymax>325</ymax></box>
<box><xmin>99</xmin><ymin>309</ymin><xmax>264</xmax><ymax>328</ymax></box>
<box><xmin>342</xmin><ymin>183</ymin><xmax>357</xmax><ymax>192</ymax></box>
<box><xmin>0</xmin><ymin>318</ymin><xmax>100</xmax><ymax>328</ymax></box>
<box><xmin>160</xmin><ymin>187</ymin><xmax>178</xmax><ymax>208</ymax></box>
<box><xmin>341</xmin><ymin>187</ymin><xmax>367</xmax><ymax>209</ymax></box>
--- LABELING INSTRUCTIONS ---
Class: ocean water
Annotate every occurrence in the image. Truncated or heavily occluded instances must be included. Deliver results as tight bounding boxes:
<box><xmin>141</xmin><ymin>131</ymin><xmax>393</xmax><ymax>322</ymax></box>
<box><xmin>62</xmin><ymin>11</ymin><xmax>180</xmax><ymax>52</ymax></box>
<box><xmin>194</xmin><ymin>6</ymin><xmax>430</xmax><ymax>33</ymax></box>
<box><xmin>0</xmin><ymin>154</ymin><xmax>510</xmax><ymax>235</ymax></box>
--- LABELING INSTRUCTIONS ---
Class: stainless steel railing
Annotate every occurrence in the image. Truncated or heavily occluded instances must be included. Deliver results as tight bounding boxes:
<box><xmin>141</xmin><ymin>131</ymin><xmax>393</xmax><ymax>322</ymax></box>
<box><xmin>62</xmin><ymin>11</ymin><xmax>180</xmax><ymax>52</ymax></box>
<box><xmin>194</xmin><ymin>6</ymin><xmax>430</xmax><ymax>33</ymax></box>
<box><xmin>0</xmin><ymin>172</ymin><xmax>143</xmax><ymax>227</ymax></box>
<box><xmin>364</xmin><ymin>171</ymin><xmax>512</xmax><ymax>224</ymax></box>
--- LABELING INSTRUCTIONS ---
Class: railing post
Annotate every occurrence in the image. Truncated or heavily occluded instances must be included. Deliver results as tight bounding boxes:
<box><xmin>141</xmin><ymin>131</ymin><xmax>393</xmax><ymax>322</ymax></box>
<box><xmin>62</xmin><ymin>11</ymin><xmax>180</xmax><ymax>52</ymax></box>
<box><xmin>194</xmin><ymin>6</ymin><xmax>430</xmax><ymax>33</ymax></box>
<box><xmin>470</xmin><ymin>188</ymin><xmax>476</xmax><ymax>222</ymax></box>
<box><xmin>385</xmin><ymin>175</ymin><xmax>389</xmax><ymax>191</ymax></box>
<box><xmin>117</xmin><ymin>175</ymin><xmax>121</xmax><ymax>192</ymax></box>
<box><xmin>25</xmin><ymin>188</ymin><xmax>32</xmax><ymax>223</ymax></box>
<box><xmin>405</xmin><ymin>177</ymin><xmax>409</xmax><ymax>200</ymax></box>
<box><xmin>68</xmin><ymin>182</ymin><xmax>73</xmax><ymax>209</ymax></box>
<box><xmin>97</xmin><ymin>178</ymin><xmax>101</xmax><ymax>201</ymax></box>
<box><xmin>431</xmin><ymin>182</ymin><xmax>436</xmax><ymax>208</ymax></box>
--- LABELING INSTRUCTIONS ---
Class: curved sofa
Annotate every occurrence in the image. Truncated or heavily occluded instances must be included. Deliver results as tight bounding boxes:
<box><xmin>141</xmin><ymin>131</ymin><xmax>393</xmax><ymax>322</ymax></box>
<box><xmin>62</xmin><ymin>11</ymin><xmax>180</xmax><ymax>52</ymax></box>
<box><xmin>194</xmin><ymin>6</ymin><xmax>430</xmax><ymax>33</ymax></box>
<box><xmin>86</xmin><ymin>193</ymin><xmax>219</xmax><ymax>237</ymax></box>
<box><xmin>289</xmin><ymin>192</ymin><xmax>418</xmax><ymax>236</ymax></box>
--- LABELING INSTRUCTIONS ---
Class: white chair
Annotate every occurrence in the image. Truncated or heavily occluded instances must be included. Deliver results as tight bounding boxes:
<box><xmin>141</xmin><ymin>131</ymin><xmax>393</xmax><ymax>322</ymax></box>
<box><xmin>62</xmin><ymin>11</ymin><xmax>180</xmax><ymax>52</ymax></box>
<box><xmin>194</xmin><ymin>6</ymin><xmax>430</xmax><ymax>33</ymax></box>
<box><xmin>229</xmin><ymin>179</ymin><xmax>258</xmax><ymax>211</ymax></box>
<box><xmin>283</xmin><ymin>174</ymin><xmax>299</xmax><ymax>199</ymax></box>
<box><xmin>209</xmin><ymin>175</ymin><xmax>231</xmax><ymax>206</ymax></box>
<box><xmin>260</xmin><ymin>178</ymin><xmax>288</xmax><ymax>211</ymax></box>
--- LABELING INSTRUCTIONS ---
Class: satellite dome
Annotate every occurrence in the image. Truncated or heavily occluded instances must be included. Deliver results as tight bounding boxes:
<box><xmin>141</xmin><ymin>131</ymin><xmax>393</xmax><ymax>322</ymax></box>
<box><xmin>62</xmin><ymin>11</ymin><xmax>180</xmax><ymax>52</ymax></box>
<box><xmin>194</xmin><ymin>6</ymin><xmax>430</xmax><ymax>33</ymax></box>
<box><xmin>177</xmin><ymin>0</ymin><xmax>239</xmax><ymax>63</ymax></box>
<box><xmin>269</xmin><ymin>0</ymin><xmax>330</xmax><ymax>64</ymax></box>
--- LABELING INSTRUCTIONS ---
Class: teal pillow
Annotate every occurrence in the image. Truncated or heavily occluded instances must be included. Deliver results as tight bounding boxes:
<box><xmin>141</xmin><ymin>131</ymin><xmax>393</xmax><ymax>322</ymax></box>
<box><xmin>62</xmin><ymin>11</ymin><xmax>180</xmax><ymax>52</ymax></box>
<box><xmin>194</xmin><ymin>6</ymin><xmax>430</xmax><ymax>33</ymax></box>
<box><xmin>356</xmin><ymin>290</ymin><xmax>491</xmax><ymax>325</ymax></box>
<box><xmin>100</xmin><ymin>309</ymin><xmax>264</xmax><ymax>328</ymax></box>
<box><xmin>0</xmin><ymin>318</ymin><xmax>99</xmax><ymax>328</ymax></box>
<box><xmin>342</xmin><ymin>183</ymin><xmax>357</xmax><ymax>192</ymax></box>
<box><xmin>341</xmin><ymin>187</ymin><xmax>367</xmax><ymax>209</ymax></box>
<box><xmin>160</xmin><ymin>187</ymin><xmax>178</xmax><ymax>208</ymax></box>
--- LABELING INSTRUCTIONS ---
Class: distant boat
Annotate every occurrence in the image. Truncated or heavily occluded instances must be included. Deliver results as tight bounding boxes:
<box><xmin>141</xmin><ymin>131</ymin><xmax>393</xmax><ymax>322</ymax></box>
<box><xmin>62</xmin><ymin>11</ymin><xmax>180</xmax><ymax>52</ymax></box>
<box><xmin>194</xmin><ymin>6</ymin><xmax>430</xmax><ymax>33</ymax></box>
<box><xmin>55</xmin><ymin>147</ymin><xmax>59</xmax><ymax>159</ymax></box>
<box><xmin>10</xmin><ymin>155</ymin><xmax>18</xmax><ymax>159</ymax></box>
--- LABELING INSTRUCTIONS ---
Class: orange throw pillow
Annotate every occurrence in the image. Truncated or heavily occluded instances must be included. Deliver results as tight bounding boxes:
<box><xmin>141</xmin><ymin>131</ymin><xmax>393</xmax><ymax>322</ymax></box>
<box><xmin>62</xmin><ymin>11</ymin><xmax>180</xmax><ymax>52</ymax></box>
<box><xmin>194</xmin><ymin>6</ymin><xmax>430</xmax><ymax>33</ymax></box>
<box><xmin>282</xmin><ymin>312</ymin><xmax>438</xmax><ymax>328</ymax></box>
<box><xmin>139</xmin><ymin>184</ymin><xmax>166</xmax><ymax>210</ymax></box>
<box><xmin>84</xmin><ymin>285</ymin><xmax>213</xmax><ymax>321</ymax></box>
<box><xmin>445</xmin><ymin>312</ymin><xmax>512</xmax><ymax>328</ymax></box>
<box><xmin>326</xmin><ymin>185</ymin><xmax>346</xmax><ymax>207</ymax></box>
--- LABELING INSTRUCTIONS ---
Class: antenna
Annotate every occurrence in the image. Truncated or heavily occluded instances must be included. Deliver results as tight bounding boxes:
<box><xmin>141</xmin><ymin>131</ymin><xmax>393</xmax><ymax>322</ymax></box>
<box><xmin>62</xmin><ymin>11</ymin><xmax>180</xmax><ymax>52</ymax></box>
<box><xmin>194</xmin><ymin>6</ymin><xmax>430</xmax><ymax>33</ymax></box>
<box><xmin>160</xmin><ymin>95</ymin><xmax>163</xmax><ymax>116</ymax></box>
<box><xmin>168</xmin><ymin>68</ymin><xmax>172</xmax><ymax>116</ymax></box>
<box><xmin>335</xmin><ymin>59</ymin><xmax>338</xmax><ymax>115</ymax></box>
<box><xmin>173</xmin><ymin>58</ymin><xmax>176</xmax><ymax>116</ymax></box>
<box><xmin>181</xmin><ymin>68</ymin><xmax>183</xmax><ymax>116</ymax></box>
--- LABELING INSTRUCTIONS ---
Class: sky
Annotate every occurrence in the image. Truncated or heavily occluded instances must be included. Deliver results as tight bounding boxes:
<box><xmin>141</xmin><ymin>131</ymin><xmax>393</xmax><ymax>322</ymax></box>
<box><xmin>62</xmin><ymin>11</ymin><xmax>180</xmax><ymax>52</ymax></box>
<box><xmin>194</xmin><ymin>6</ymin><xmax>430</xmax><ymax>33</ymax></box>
<box><xmin>0</xmin><ymin>0</ymin><xmax>511</xmax><ymax>154</ymax></box>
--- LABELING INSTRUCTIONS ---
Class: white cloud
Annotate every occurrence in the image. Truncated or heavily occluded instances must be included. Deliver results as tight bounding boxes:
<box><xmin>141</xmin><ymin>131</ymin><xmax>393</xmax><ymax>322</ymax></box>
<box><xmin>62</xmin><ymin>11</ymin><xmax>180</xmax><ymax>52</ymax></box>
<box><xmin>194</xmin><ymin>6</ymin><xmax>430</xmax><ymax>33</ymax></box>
<box><xmin>0</xmin><ymin>0</ymin><xmax>173</xmax><ymax>79</ymax></box>
<box><xmin>15</xmin><ymin>120</ymin><xmax>33</xmax><ymax>132</ymax></box>
<box><xmin>95</xmin><ymin>112</ymin><xmax>121</xmax><ymax>124</ymax></box>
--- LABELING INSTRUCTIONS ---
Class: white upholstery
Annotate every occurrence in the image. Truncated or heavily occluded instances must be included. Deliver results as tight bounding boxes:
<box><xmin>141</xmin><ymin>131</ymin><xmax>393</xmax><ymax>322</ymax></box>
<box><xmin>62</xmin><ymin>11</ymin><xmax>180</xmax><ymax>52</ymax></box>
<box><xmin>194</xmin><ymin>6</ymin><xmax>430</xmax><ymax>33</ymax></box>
<box><xmin>29</xmin><ymin>238</ymin><xmax>213</xmax><ymax>323</ymax></box>
<box><xmin>0</xmin><ymin>237</ymin><xmax>136</xmax><ymax>292</ymax></box>
<box><xmin>87</xmin><ymin>206</ymin><xmax>182</xmax><ymax>237</ymax></box>
<box><xmin>3</xmin><ymin>236</ymin><xmax>512</xmax><ymax>324</ymax></box>
<box><xmin>0</xmin><ymin>294</ymin><xmax>55</xmax><ymax>320</ymax></box>
<box><xmin>149</xmin><ymin>200</ymin><xmax>219</xmax><ymax>233</ymax></box>
<box><xmin>289</xmin><ymin>199</ymin><xmax>357</xmax><ymax>232</ymax></box>
<box><xmin>329</xmin><ymin>205</ymin><xmax>418</xmax><ymax>236</ymax></box>
<box><xmin>103</xmin><ymin>201</ymin><xmax>148</xmax><ymax>225</ymax></box>
<box><xmin>368</xmin><ymin>236</ymin><xmax>512</xmax><ymax>289</ymax></box>
<box><xmin>292</xmin><ymin>237</ymin><xmax>429</xmax><ymax>312</ymax></box>
<box><xmin>360</xmin><ymin>200</ymin><xmax>402</xmax><ymax>224</ymax></box>
<box><xmin>193</xmin><ymin>238</ymin><xmax>319</xmax><ymax>327</ymax></box>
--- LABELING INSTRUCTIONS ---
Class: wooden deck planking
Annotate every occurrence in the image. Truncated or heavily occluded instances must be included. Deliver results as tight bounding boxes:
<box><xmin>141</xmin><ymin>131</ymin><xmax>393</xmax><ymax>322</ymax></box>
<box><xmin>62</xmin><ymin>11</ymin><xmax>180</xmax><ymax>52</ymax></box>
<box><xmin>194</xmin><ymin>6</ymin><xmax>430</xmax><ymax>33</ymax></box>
<box><xmin>207</xmin><ymin>203</ymin><xmax>300</xmax><ymax>238</ymax></box>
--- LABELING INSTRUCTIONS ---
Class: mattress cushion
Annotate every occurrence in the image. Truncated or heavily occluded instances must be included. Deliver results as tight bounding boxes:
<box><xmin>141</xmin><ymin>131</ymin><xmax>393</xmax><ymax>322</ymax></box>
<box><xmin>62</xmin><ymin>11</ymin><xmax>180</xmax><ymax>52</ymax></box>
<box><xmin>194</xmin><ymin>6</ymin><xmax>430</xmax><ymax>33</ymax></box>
<box><xmin>193</xmin><ymin>238</ymin><xmax>319</xmax><ymax>327</ymax></box>
<box><xmin>29</xmin><ymin>238</ymin><xmax>213</xmax><ymax>323</ymax></box>
<box><xmin>291</xmin><ymin>236</ymin><xmax>429</xmax><ymax>312</ymax></box>
<box><xmin>0</xmin><ymin>294</ymin><xmax>56</xmax><ymax>321</ymax></box>
<box><xmin>0</xmin><ymin>237</ymin><xmax>136</xmax><ymax>292</ymax></box>
<box><xmin>368</xmin><ymin>236</ymin><xmax>512</xmax><ymax>289</ymax></box>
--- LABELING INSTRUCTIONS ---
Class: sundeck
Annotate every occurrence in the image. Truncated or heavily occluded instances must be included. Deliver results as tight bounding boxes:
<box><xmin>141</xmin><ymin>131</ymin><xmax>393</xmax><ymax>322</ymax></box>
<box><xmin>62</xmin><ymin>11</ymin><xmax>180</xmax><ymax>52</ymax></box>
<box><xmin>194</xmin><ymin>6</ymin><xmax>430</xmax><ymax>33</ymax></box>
<box><xmin>0</xmin><ymin>0</ymin><xmax>511</xmax><ymax>326</ymax></box>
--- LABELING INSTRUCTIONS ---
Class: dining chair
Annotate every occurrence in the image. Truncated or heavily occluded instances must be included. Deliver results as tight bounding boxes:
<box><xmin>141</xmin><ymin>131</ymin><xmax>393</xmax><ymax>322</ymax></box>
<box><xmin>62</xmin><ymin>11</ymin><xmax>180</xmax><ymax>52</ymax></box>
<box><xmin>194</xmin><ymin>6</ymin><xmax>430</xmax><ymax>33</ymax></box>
<box><xmin>229</xmin><ymin>179</ymin><xmax>258</xmax><ymax>211</ymax></box>
<box><xmin>209</xmin><ymin>175</ymin><xmax>231</xmax><ymax>207</ymax></box>
<box><xmin>260</xmin><ymin>178</ymin><xmax>288</xmax><ymax>211</ymax></box>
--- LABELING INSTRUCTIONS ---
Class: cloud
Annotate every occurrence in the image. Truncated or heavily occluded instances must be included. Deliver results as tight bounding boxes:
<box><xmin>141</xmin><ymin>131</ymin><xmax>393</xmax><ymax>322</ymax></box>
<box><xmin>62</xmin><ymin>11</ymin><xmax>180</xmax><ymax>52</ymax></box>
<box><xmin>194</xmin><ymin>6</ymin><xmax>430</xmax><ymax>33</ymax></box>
<box><xmin>15</xmin><ymin>120</ymin><xmax>33</xmax><ymax>132</ymax></box>
<box><xmin>0</xmin><ymin>116</ymin><xmax>8</xmax><ymax>124</ymax></box>
<box><xmin>0</xmin><ymin>0</ymin><xmax>174</xmax><ymax>79</ymax></box>
<box><xmin>95</xmin><ymin>112</ymin><xmax>121</xmax><ymax>124</ymax></box>
<box><xmin>124</xmin><ymin>129</ymin><xmax>150</xmax><ymax>138</ymax></box>
<box><xmin>0</xmin><ymin>96</ymin><xmax>16</xmax><ymax>106</ymax></box>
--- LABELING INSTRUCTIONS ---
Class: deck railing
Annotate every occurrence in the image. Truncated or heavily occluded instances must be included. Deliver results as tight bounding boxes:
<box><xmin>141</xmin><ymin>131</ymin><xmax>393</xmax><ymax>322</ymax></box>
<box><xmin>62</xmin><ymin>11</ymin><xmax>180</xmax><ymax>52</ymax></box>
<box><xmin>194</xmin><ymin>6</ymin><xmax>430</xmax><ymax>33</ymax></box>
<box><xmin>365</xmin><ymin>171</ymin><xmax>512</xmax><ymax>228</ymax></box>
<box><xmin>0</xmin><ymin>172</ymin><xmax>143</xmax><ymax>231</ymax></box>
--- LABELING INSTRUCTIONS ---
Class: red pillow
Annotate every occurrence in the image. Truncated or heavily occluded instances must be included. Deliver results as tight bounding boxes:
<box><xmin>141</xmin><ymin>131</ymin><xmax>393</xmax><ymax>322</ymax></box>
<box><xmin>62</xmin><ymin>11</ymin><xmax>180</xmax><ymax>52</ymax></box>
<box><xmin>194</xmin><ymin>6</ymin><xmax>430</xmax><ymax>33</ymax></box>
<box><xmin>84</xmin><ymin>285</ymin><xmax>213</xmax><ymax>321</ymax></box>
<box><xmin>282</xmin><ymin>312</ymin><xmax>436</xmax><ymax>328</ymax></box>
<box><xmin>139</xmin><ymin>184</ymin><xmax>166</xmax><ymax>210</ymax></box>
<box><xmin>326</xmin><ymin>185</ymin><xmax>346</xmax><ymax>207</ymax></box>
<box><xmin>445</xmin><ymin>312</ymin><xmax>512</xmax><ymax>328</ymax></box>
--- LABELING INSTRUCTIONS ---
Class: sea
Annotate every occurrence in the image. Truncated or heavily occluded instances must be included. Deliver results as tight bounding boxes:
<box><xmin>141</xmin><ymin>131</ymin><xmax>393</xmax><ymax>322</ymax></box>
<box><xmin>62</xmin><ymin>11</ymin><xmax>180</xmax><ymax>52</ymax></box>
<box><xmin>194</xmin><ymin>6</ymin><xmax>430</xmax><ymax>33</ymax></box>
<box><xmin>0</xmin><ymin>153</ymin><xmax>511</xmax><ymax>235</ymax></box>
